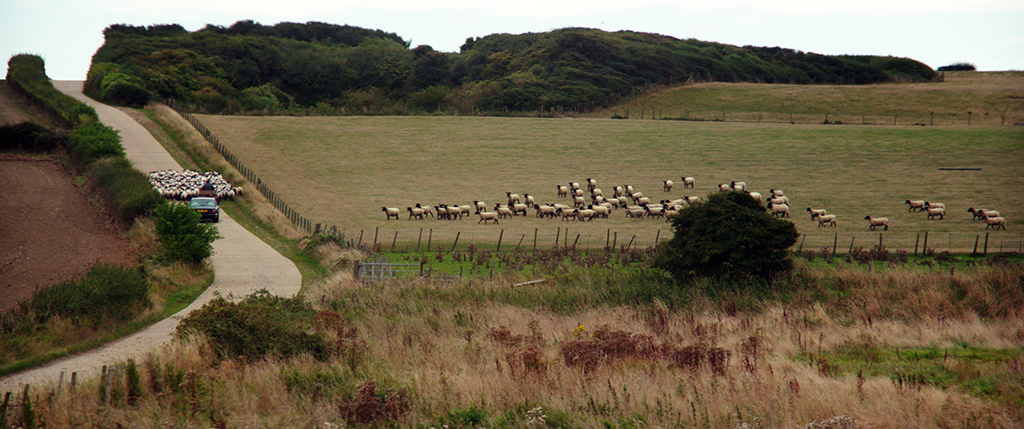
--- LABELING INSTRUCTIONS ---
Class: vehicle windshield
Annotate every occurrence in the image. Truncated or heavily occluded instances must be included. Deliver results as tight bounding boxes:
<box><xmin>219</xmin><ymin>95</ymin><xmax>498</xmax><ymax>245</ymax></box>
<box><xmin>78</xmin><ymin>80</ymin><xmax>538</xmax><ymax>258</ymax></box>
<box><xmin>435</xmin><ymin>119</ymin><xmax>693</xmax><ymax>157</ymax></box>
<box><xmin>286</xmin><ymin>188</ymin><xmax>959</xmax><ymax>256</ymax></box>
<box><xmin>190</xmin><ymin>198</ymin><xmax>218</xmax><ymax>208</ymax></box>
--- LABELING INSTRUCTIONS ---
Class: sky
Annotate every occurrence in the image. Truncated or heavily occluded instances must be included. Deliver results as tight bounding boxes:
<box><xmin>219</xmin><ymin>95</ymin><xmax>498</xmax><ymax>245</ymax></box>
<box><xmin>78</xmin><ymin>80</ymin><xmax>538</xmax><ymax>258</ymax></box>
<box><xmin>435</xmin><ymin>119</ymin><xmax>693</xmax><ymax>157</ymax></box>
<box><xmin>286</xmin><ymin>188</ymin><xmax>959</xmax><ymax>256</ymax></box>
<box><xmin>2</xmin><ymin>0</ymin><xmax>1023</xmax><ymax>80</ymax></box>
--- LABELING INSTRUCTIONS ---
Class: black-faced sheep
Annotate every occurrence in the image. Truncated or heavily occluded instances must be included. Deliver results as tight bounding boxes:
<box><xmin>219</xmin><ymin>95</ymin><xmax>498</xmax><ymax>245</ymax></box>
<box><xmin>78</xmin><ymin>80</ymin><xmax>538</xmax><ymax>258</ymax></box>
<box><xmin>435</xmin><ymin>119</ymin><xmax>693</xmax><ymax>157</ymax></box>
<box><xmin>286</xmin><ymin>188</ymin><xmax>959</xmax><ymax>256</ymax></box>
<box><xmin>663</xmin><ymin>180</ymin><xmax>673</xmax><ymax>192</ymax></box>
<box><xmin>814</xmin><ymin>213</ymin><xmax>837</xmax><ymax>227</ymax></box>
<box><xmin>681</xmin><ymin>176</ymin><xmax>695</xmax><ymax>189</ymax></box>
<box><xmin>382</xmin><ymin>207</ymin><xmax>400</xmax><ymax>220</ymax></box>
<box><xmin>983</xmin><ymin>215</ymin><xmax>1006</xmax><ymax>230</ymax></box>
<box><xmin>864</xmin><ymin>215</ymin><xmax>890</xmax><ymax>231</ymax></box>
<box><xmin>807</xmin><ymin>207</ymin><xmax>827</xmax><ymax>220</ymax></box>
<box><xmin>476</xmin><ymin>211</ymin><xmax>500</xmax><ymax>224</ymax></box>
<box><xmin>905</xmin><ymin>200</ymin><xmax>926</xmax><ymax>212</ymax></box>
<box><xmin>925</xmin><ymin>207</ymin><xmax>945</xmax><ymax>220</ymax></box>
<box><xmin>407</xmin><ymin>207</ymin><xmax>425</xmax><ymax>220</ymax></box>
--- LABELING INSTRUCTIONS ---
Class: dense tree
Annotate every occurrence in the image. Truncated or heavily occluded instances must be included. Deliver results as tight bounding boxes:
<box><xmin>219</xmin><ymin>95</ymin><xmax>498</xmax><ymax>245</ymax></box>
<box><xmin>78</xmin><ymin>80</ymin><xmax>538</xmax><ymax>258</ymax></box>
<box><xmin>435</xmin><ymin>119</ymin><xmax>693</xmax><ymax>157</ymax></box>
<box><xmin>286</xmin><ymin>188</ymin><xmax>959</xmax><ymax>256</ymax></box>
<box><xmin>654</xmin><ymin>191</ymin><xmax>799</xmax><ymax>283</ymax></box>
<box><xmin>85</xmin><ymin>22</ymin><xmax>937</xmax><ymax>114</ymax></box>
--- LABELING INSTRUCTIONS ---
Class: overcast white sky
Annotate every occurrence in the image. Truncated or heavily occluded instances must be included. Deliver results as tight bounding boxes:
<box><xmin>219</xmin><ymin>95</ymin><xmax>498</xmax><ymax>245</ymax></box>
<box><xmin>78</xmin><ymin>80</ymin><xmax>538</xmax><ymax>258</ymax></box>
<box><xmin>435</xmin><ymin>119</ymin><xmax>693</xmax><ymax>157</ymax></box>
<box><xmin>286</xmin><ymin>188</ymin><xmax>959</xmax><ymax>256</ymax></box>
<box><xmin>2</xmin><ymin>0</ymin><xmax>1022</xmax><ymax>80</ymax></box>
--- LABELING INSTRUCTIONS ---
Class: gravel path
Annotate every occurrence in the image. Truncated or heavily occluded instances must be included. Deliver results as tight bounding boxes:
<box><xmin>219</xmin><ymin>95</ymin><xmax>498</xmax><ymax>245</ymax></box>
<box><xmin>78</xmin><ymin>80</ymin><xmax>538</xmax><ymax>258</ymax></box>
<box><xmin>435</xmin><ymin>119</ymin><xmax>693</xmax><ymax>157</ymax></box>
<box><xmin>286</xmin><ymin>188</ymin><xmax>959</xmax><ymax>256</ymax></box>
<box><xmin>0</xmin><ymin>81</ymin><xmax>302</xmax><ymax>392</ymax></box>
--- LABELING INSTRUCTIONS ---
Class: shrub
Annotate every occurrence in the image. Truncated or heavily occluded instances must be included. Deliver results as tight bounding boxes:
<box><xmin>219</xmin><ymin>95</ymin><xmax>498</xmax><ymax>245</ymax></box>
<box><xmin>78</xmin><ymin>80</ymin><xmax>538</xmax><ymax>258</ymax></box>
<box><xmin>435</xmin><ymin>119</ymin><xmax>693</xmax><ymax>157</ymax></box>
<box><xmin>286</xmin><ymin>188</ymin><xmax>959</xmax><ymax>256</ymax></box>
<box><xmin>175</xmin><ymin>291</ymin><xmax>331</xmax><ymax>361</ymax></box>
<box><xmin>654</xmin><ymin>191</ymin><xmax>799</xmax><ymax>283</ymax></box>
<box><xmin>938</xmin><ymin>62</ymin><xmax>977</xmax><ymax>72</ymax></box>
<box><xmin>87</xmin><ymin>157</ymin><xmax>165</xmax><ymax>222</ymax></box>
<box><xmin>68</xmin><ymin>122</ymin><xmax>124</xmax><ymax>164</ymax></box>
<box><xmin>153</xmin><ymin>202</ymin><xmax>220</xmax><ymax>264</ymax></box>
<box><xmin>29</xmin><ymin>264</ymin><xmax>150</xmax><ymax>326</ymax></box>
<box><xmin>0</xmin><ymin>122</ymin><xmax>66</xmax><ymax>153</ymax></box>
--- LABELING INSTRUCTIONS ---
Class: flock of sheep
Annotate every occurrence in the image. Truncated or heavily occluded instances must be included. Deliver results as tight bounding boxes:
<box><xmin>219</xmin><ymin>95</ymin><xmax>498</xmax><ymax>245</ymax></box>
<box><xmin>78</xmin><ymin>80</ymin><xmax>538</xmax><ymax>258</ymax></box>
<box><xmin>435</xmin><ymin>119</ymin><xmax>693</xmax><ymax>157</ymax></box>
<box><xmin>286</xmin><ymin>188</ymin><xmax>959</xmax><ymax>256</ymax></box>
<box><xmin>384</xmin><ymin>177</ymin><xmax>773</xmax><ymax>225</ymax></box>
<box><xmin>383</xmin><ymin>176</ymin><xmax>1009</xmax><ymax>232</ymax></box>
<box><xmin>148</xmin><ymin>170</ymin><xmax>243</xmax><ymax>200</ymax></box>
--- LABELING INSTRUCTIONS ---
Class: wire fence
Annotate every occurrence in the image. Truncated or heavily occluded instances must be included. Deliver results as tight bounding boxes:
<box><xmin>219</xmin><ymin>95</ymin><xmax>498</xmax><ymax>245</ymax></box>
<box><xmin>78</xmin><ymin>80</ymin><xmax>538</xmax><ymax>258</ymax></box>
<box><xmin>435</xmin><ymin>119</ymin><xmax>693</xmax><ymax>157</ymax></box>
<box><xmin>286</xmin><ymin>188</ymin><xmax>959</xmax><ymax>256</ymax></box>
<box><xmin>607</xmin><ymin>109</ymin><xmax>1020</xmax><ymax>127</ymax></box>
<box><xmin>168</xmin><ymin>99</ymin><xmax>317</xmax><ymax>235</ymax></box>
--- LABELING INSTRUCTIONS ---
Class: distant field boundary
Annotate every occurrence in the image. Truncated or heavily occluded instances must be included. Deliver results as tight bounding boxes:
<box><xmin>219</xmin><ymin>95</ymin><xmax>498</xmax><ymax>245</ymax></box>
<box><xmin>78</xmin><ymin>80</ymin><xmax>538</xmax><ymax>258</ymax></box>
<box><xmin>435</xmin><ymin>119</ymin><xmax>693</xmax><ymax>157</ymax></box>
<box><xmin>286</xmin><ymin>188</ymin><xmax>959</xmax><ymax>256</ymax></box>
<box><xmin>168</xmin><ymin>99</ymin><xmax>322</xmax><ymax>235</ymax></box>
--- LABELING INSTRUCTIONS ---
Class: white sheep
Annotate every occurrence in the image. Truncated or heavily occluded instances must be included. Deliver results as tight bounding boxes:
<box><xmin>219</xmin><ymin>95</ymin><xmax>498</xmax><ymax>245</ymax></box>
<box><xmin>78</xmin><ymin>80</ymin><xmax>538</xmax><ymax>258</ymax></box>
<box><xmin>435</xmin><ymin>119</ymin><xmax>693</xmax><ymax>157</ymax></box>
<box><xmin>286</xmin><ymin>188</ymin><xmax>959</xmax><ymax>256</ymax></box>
<box><xmin>407</xmin><ymin>207</ymin><xmax>425</xmax><ymax>220</ymax></box>
<box><xmin>768</xmin><ymin>197</ymin><xmax>788</xmax><ymax>206</ymax></box>
<box><xmin>718</xmin><ymin>183</ymin><xmax>732</xmax><ymax>192</ymax></box>
<box><xmin>983</xmin><ymin>215</ymin><xmax>1007</xmax><ymax>230</ymax></box>
<box><xmin>476</xmin><ymin>211</ymin><xmax>500</xmax><ymax>224</ymax></box>
<box><xmin>768</xmin><ymin>202</ymin><xmax>790</xmax><ymax>218</ymax></box>
<box><xmin>507</xmin><ymin>192</ymin><xmax>521</xmax><ymax>205</ymax></box>
<box><xmin>570</xmin><ymin>182</ymin><xmax>581</xmax><ymax>191</ymax></box>
<box><xmin>613</xmin><ymin>186</ymin><xmax>624</xmax><ymax>197</ymax></box>
<box><xmin>625</xmin><ymin>208</ymin><xmax>646</xmax><ymax>220</ymax></box>
<box><xmin>747</xmin><ymin>191</ymin><xmax>762</xmax><ymax>201</ymax></box>
<box><xmin>589</xmin><ymin>204</ymin><xmax>610</xmax><ymax>218</ymax></box>
<box><xmin>626</xmin><ymin>185</ymin><xmax>634</xmax><ymax>195</ymax></box>
<box><xmin>382</xmin><ymin>207</ymin><xmax>400</xmax><ymax>220</ymax></box>
<box><xmin>814</xmin><ymin>213</ymin><xmax>837</xmax><ymax>227</ymax></box>
<box><xmin>683</xmin><ymin>195</ymin><xmax>702</xmax><ymax>205</ymax></box>
<box><xmin>511</xmin><ymin>203</ymin><xmax>529</xmax><ymax>216</ymax></box>
<box><xmin>864</xmin><ymin>215</ymin><xmax>890</xmax><ymax>231</ymax></box>
<box><xmin>473</xmin><ymin>200</ymin><xmax>487</xmax><ymax>212</ymax></box>
<box><xmin>924</xmin><ymin>202</ymin><xmax>945</xmax><ymax>210</ymax></box>
<box><xmin>663</xmin><ymin>180</ymin><xmax>674</xmax><ymax>192</ymax></box>
<box><xmin>416</xmin><ymin>204</ymin><xmax>435</xmax><ymax>218</ymax></box>
<box><xmin>573</xmin><ymin>195</ymin><xmax>586</xmax><ymax>207</ymax></box>
<box><xmin>806</xmin><ymin>207</ymin><xmax>827</xmax><ymax>220</ymax></box>
<box><xmin>524</xmin><ymin>194</ymin><xmax>535</xmax><ymax>206</ymax></box>
<box><xmin>574</xmin><ymin>208</ymin><xmax>596</xmax><ymax>221</ymax></box>
<box><xmin>586</xmin><ymin>178</ymin><xmax>597</xmax><ymax>192</ymax></box>
<box><xmin>925</xmin><ymin>207</ymin><xmax>945</xmax><ymax>220</ymax></box>
<box><xmin>771</xmin><ymin>189</ymin><xmax>785</xmax><ymax>197</ymax></box>
<box><xmin>534</xmin><ymin>204</ymin><xmax>557</xmax><ymax>219</ymax></box>
<box><xmin>559</xmin><ymin>208</ymin><xmax>579</xmax><ymax>221</ymax></box>
<box><xmin>731</xmin><ymin>181</ymin><xmax>746</xmax><ymax>191</ymax></box>
<box><xmin>905</xmin><ymin>200</ymin><xmax>926</xmax><ymax>212</ymax></box>
<box><xmin>968</xmin><ymin>208</ymin><xmax>999</xmax><ymax>220</ymax></box>
<box><xmin>556</xmin><ymin>185</ymin><xmax>569</xmax><ymax>198</ymax></box>
<box><xmin>681</xmin><ymin>176</ymin><xmax>695</xmax><ymax>189</ymax></box>
<box><xmin>494</xmin><ymin>204</ymin><xmax>514</xmax><ymax>219</ymax></box>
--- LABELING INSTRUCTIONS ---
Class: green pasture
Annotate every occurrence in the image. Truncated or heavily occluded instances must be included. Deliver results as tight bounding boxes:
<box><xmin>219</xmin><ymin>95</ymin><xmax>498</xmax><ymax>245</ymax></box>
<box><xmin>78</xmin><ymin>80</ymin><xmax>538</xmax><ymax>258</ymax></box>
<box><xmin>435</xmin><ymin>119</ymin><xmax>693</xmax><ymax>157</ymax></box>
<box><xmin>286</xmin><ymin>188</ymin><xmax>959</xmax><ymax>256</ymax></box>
<box><xmin>587</xmin><ymin>71</ymin><xmax>1024</xmax><ymax>126</ymax></box>
<box><xmin>197</xmin><ymin>113</ymin><xmax>1024</xmax><ymax>253</ymax></box>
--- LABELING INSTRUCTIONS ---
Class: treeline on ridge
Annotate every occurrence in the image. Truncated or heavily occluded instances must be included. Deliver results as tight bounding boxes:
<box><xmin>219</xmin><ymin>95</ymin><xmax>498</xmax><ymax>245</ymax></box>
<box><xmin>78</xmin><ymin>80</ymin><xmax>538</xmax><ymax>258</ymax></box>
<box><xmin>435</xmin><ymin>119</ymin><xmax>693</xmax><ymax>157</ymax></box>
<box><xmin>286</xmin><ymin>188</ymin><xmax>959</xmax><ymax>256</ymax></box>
<box><xmin>84</xmin><ymin>21</ymin><xmax>938</xmax><ymax>114</ymax></box>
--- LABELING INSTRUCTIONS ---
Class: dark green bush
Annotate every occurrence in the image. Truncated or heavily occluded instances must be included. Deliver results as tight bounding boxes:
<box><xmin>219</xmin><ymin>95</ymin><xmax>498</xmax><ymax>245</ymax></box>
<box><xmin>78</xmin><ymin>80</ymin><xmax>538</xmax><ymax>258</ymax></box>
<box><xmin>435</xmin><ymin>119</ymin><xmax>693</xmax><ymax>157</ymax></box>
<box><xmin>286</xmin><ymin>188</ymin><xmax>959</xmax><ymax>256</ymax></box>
<box><xmin>0</xmin><ymin>121</ymin><xmax>66</xmax><ymax>153</ymax></box>
<box><xmin>29</xmin><ymin>264</ymin><xmax>150</xmax><ymax>326</ymax></box>
<box><xmin>68</xmin><ymin>122</ymin><xmax>124</xmax><ymax>163</ymax></box>
<box><xmin>153</xmin><ymin>202</ymin><xmax>220</xmax><ymax>264</ymax></box>
<box><xmin>7</xmin><ymin>54</ymin><xmax>97</xmax><ymax>127</ymax></box>
<box><xmin>87</xmin><ymin>157</ymin><xmax>165</xmax><ymax>222</ymax></box>
<box><xmin>175</xmin><ymin>291</ymin><xmax>331</xmax><ymax>361</ymax></box>
<box><xmin>938</xmin><ymin>62</ymin><xmax>977</xmax><ymax>72</ymax></box>
<box><xmin>655</xmin><ymin>191</ymin><xmax>799</xmax><ymax>283</ymax></box>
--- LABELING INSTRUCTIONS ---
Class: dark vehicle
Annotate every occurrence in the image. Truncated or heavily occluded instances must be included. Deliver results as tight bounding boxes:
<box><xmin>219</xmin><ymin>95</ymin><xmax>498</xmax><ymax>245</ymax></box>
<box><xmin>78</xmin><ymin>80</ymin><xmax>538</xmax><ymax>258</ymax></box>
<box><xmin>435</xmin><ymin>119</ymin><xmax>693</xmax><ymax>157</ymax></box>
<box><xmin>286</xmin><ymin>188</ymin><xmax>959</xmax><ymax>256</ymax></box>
<box><xmin>189</xmin><ymin>197</ymin><xmax>220</xmax><ymax>222</ymax></box>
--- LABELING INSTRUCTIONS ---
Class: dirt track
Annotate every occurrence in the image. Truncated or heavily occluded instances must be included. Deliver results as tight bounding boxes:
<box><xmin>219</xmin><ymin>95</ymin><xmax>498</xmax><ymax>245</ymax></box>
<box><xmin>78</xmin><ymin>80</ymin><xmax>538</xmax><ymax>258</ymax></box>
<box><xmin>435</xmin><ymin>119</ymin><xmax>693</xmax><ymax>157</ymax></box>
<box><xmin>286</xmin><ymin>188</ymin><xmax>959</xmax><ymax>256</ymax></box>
<box><xmin>0</xmin><ymin>81</ymin><xmax>301</xmax><ymax>393</ymax></box>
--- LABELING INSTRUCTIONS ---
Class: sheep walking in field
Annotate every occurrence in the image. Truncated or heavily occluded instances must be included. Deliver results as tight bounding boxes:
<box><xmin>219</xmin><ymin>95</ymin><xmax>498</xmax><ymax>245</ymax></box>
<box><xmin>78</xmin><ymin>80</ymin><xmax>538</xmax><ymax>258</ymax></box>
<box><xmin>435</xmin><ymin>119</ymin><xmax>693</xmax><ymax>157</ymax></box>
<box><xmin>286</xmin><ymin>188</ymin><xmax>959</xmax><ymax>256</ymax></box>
<box><xmin>925</xmin><ymin>207</ymin><xmax>945</xmax><ymax>220</ymax></box>
<box><xmin>476</xmin><ymin>211</ymin><xmax>500</xmax><ymax>224</ymax></box>
<box><xmin>813</xmin><ymin>213</ymin><xmax>837</xmax><ymax>227</ymax></box>
<box><xmin>905</xmin><ymin>200</ymin><xmax>926</xmax><ymax>212</ymax></box>
<box><xmin>382</xmin><ymin>207</ymin><xmax>400</xmax><ymax>220</ymax></box>
<box><xmin>681</xmin><ymin>176</ymin><xmax>695</xmax><ymax>189</ymax></box>
<box><xmin>663</xmin><ymin>180</ymin><xmax>674</xmax><ymax>192</ymax></box>
<box><xmin>865</xmin><ymin>215</ymin><xmax>890</xmax><ymax>231</ymax></box>
<box><xmin>983</xmin><ymin>215</ymin><xmax>1006</xmax><ymax>230</ymax></box>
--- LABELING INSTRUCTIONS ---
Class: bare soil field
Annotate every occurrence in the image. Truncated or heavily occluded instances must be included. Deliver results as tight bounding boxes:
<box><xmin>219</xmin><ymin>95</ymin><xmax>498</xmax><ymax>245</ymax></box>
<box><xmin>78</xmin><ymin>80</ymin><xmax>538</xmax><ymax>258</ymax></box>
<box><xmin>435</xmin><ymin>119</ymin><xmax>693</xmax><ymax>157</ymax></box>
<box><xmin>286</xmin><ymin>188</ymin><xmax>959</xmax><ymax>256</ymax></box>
<box><xmin>0</xmin><ymin>89</ymin><xmax>136</xmax><ymax>313</ymax></box>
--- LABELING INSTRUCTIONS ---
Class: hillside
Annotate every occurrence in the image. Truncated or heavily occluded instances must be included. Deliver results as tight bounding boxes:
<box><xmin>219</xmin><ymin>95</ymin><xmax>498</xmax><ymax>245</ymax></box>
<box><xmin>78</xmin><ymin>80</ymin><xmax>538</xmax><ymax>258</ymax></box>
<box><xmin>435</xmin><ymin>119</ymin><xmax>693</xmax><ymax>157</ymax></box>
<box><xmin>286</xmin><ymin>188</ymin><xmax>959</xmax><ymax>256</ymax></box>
<box><xmin>84</xmin><ymin>22</ymin><xmax>936</xmax><ymax>114</ymax></box>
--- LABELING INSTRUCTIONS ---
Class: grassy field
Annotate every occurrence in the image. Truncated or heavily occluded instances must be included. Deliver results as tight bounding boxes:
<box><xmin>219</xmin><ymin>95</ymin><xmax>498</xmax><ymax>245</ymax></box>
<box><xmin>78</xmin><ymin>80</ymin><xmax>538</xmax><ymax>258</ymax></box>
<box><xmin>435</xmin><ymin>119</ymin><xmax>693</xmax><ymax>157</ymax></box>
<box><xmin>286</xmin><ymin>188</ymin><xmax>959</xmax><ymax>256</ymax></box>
<box><xmin>196</xmin><ymin>112</ymin><xmax>1024</xmax><ymax>255</ymax></box>
<box><xmin>586</xmin><ymin>71</ymin><xmax>1024</xmax><ymax>126</ymax></box>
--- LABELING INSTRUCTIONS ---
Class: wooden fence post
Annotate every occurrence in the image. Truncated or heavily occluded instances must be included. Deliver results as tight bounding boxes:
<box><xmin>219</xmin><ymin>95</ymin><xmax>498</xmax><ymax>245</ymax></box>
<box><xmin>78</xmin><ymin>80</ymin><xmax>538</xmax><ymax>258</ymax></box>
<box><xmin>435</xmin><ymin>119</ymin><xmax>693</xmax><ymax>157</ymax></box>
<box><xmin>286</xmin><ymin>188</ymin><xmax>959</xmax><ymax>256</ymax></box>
<box><xmin>973</xmin><ymin>235</ymin><xmax>980</xmax><ymax>255</ymax></box>
<box><xmin>923</xmin><ymin>232</ymin><xmax>929</xmax><ymax>255</ymax></box>
<box><xmin>533</xmin><ymin>228</ymin><xmax>538</xmax><ymax>251</ymax></box>
<box><xmin>1</xmin><ymin>391</ymin><xmax>10</xmax><ymax>427</ymax></box>
<box><xmin>832</xmin><ymin>233</ymin><xmax>838</xmax><ymax>259</ymax></box>
<box><xmin>983</xmin><ymin>232</ymin><xmax>989</xmax><ymax>255</ymax></box>
<box><xmin>391</xmin><ymin>231</ymin><xmax>398</xmax><ymax>252</ymax></box>
<box><xmin>417</xmin><ymin>228</ymin><xmax>423</xmax><ymax>251</ymax></box>
<box><xmin>915</xmin><ymin>233</ymin><xmax>920</xmax><ymax>255</ymax></box>
<box><xmin>451</xmin><ymin>232</ymin><xmax>460</xmax><ymax>252</ymax></box>
<box><xmin>497</xmin><ymin>229</ymin><xmax>504</xmax><ymax>252</ymax></box>
<box><xmin>427</xmin><ymin>229</ymin><xmax>432</xmax><ymax>252</ymax></box>
<box><xmin>554</xmin><ymin>227</ymin><xmax>560</xmax><ymax>249</ymax></box>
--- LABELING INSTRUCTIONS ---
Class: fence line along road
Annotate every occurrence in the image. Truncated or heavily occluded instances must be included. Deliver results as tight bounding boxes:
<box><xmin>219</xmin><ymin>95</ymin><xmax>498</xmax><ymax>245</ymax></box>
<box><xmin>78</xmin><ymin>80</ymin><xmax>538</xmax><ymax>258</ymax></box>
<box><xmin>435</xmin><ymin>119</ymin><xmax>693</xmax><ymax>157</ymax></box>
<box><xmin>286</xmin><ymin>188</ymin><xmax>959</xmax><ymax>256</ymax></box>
<box><xmin>0</xmin><ymin>82</ymin><xmax>302</xmax><ymax>395</ymax></box>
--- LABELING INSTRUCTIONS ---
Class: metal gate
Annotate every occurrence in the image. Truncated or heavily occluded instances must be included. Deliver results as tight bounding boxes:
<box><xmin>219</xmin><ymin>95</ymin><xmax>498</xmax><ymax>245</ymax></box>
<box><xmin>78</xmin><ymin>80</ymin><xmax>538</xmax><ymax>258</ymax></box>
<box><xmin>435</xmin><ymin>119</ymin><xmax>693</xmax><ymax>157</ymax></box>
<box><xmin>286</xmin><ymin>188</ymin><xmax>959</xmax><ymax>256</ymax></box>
<box><xmin>356</xmin><ymin>262</ymin><xmax>424</xmax><ymax>282</ymax></box>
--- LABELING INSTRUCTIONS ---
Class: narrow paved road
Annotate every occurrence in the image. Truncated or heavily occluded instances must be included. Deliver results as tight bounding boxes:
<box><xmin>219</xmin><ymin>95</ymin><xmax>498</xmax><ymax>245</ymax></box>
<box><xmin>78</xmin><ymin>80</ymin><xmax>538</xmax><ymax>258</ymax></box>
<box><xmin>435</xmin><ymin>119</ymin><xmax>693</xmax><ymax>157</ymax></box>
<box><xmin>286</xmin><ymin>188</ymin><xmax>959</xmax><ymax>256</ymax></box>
<box><xmin>0</xmin><ymin>81</ymin><xmax>302</xmax><ymax>392</ymax></box>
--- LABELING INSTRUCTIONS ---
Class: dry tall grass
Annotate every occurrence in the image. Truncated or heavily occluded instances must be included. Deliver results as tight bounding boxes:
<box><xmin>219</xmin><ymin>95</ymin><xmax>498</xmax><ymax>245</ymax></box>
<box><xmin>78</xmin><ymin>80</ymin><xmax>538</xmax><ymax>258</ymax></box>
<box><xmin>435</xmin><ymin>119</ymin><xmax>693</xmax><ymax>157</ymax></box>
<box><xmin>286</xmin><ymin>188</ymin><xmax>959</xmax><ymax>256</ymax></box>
<box><xmin>9</xmin><ymin>262</ymin><xmax>1022</xmax><ymax>428</ymax></box>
